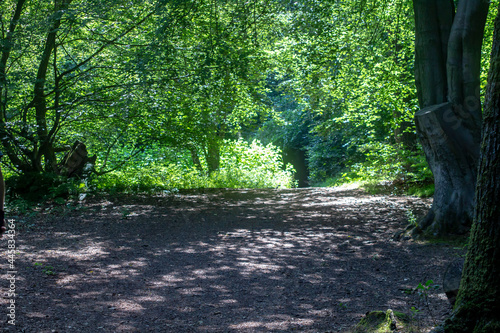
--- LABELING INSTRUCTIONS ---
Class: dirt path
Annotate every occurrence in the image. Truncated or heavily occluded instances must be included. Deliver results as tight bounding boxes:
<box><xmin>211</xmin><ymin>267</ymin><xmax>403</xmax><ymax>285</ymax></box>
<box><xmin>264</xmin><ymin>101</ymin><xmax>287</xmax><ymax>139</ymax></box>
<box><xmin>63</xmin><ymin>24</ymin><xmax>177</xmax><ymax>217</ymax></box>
<box><xmin>1</xmin><ymin>187</ymin><xmax>462</xmax><ymax>332</ymax></box>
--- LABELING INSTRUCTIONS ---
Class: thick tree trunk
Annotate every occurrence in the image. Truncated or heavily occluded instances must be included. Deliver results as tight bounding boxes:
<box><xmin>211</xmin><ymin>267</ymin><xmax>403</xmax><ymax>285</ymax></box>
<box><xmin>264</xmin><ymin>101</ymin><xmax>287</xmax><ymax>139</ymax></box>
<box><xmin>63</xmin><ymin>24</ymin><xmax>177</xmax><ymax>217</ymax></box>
<box><xmin>415</xmin><ymin>103</ymin><xmax>478</xmax><ymax>234</ymax></box>
<box><xmin>412</xmin><ymin>0</ymin><xmax>489</xmax><ymax>236</ymax></box>
<box><xmin>432</xmin><ymin>5</ymin><xmax>500</xmax><ymax>331</ymax></box>
<box><xmin>413</xmin><ymin>0</ymin><xmax>453</xmax><ymax>108</ymax></box>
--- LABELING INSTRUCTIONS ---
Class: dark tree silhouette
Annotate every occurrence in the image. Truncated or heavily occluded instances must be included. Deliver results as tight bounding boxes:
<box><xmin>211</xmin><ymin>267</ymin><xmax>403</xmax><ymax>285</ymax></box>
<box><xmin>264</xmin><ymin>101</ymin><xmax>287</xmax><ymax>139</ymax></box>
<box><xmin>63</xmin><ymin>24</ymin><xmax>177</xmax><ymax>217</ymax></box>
<box><xmin>432</xmin><ymin>3</ymin><xmax>500</xmax><ymax>331</ymax></box>
<box><xmin>412</xmin><ymin>0</ymin><xmax>489</xmax><ymax>236</ymax></box>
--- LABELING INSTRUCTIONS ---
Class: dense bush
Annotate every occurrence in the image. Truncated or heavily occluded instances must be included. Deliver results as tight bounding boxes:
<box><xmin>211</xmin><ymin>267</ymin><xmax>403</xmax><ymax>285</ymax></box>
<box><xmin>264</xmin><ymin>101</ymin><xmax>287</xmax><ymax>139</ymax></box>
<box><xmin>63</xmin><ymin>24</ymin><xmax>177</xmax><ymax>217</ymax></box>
<box><xmin>213</xmin><ymin>139</ymin><xmax>296</xmax><ymax>188</ymax></box>
<box><xmin>93</xmin><ymin>139</ymin><xmax>296</xmax><ymax>194</ymax></box>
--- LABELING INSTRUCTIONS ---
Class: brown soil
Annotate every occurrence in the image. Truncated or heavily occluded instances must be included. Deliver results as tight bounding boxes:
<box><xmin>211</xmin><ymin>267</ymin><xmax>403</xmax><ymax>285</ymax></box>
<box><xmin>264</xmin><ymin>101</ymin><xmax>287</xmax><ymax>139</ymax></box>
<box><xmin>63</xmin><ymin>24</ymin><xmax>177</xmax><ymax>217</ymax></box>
<box><xmin>1</xmin><ymin>187</ymin><xmax>463</xmax><ymax>332</ymax></box>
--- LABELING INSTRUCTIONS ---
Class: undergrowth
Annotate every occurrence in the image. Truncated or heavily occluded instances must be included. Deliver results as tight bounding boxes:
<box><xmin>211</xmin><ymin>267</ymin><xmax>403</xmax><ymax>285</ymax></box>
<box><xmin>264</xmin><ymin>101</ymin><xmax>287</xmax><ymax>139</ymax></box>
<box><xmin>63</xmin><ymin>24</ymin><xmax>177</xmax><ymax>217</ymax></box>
<box><xmin>4</xmin><ymin>139</ymin><xmax>296</xmax><ymax>214</ymax></box>
<box><xmin>313</xmin><ymin>143</ymin><xmax>434</xmax><ymax>198</ymax></box>
<box><xmin>4</xmin><ymin>139</ymin><xmax>436</xmax><ymax>218</ymax></box>
<box><xmin>92</xmin><ymin>139</ymin><xmax>296</xmax><ymax>194</ymax></box>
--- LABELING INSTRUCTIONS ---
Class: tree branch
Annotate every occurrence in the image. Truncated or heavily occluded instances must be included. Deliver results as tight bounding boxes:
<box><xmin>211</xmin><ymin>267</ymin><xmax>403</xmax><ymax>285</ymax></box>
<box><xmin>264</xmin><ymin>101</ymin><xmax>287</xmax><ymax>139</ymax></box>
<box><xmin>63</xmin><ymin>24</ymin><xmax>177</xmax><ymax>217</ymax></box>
<box><xmin>56</xmin><ymin>10</ymin><xmax>155</xmax><ymax>81</ymax></box>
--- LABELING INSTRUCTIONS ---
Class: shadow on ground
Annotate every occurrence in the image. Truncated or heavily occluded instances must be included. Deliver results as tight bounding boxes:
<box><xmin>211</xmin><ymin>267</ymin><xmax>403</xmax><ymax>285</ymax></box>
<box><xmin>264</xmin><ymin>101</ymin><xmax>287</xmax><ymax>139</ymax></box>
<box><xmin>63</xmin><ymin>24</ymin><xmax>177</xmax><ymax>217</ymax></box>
<box><xmin>1</xmin><ymin>188</ymin><xmax>459</xmax><ymax>332</ymax></box>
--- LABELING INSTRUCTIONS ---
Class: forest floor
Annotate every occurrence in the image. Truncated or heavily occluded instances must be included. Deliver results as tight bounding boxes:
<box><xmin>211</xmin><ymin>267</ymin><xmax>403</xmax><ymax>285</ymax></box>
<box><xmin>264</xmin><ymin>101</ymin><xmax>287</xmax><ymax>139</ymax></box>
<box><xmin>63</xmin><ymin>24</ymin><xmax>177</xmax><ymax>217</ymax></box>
<box><xmin>1</xmin><ymin>187</ymin><xmax>464</xmax><ymax>332</ymax></box>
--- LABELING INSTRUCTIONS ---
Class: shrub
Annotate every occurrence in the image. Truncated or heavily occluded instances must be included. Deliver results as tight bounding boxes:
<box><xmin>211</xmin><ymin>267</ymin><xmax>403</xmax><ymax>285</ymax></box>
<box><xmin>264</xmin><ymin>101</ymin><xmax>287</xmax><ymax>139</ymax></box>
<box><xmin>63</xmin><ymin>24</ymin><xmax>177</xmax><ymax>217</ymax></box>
<box><xmin>92</xmin><ymin>139</ymin><xmax>296</xmax><ymax>193</ymax></box>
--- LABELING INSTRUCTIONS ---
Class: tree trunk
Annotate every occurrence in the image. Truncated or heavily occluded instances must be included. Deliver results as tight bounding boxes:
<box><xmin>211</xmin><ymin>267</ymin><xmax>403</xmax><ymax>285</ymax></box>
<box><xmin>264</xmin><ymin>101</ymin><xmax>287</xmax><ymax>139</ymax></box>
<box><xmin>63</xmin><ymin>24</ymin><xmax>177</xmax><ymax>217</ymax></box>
<box><xmin>189</xmin><ymin>146</ymin><xmax>204</xmax><ymax>172</ymax></box>
<box><xmin>34</xmin><ymin>0</ymin><xmax>72</xmax><ymax>173</ymax></box>
<box><xmin>431</xmin><ymin>4</ymin><xmax>500</xmax><ymax>331</ymax></box>
<box><xmin>206</xmin><ymin>139</ymin><xmax>221</xmax><ymax>174</ymax></box>
<box><xmin>0</xmin><ymin>0</ymin><xmax>31</xmax><ymax>172</ymax></box>
<box><xmin>414</xmin><ymin>102</ymin><xmax>479</xmax><ymax>234</ymax></box>
<box><xmin>412</xmin><ymin>0</ymin><xmax>489</xmax><ymax>236</ymax></box>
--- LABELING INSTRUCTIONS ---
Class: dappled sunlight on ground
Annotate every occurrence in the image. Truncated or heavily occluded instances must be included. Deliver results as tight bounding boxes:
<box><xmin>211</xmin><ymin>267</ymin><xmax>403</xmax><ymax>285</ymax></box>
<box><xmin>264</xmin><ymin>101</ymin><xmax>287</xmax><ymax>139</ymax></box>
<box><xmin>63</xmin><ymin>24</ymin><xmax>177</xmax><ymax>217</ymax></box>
<box><xmin>0</xmin><ymin>188</ymin><xmax>457</xmax><ymax>332</ymax></box>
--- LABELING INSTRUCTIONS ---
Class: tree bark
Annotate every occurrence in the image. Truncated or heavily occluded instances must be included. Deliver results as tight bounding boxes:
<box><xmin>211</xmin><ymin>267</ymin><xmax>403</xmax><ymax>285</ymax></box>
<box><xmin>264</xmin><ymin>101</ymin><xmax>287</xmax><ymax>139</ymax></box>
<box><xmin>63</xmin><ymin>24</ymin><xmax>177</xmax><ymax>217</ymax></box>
<box><xmin>413</xmin><ymin>0</ymin><xmax>453</xmax><ymax>108</ymax></box>
<box><xmin>206</xmin><ymin>139</ymin><xmax>221</xmax><ymax>174</ymax></box>
<box><xmin>189</xmin><ymin>146</ymin><xmax>204</xmax><ymax>172</ymax></box>
<box><xmin>431</xmin><ymin>4</ymin><xmax>500</xmax><ymax>331</ymax></box>
<box><xmin>412</xmin><ymin>0</ymin><xmax>489</xmax><ymax>236</ymax></box>
<box><xmin>415</xmin><ymin>102</ymin><xmax>478</xmax><ymax>234</ymax></box>
<box><xmin>34</xmin><ymin>0</ymin><xmax>72</xmax><ymax>173</ymax></box>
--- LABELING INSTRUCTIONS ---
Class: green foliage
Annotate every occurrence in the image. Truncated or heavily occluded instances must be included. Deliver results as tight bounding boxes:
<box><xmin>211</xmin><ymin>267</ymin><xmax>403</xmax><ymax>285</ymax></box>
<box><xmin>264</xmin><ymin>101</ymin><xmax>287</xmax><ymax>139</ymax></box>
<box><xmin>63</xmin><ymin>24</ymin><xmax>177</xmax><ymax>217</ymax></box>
<box><xmin>360</xmin><ymin>179</ymin><xmax>434</xmax><ymax>198</ymax></box>
<box><xmin>93</xmin><ymin>139</ymin><xmax>295</xmax><ymax>193</ymax></box>
<box><xmin>353</xmin><ymin>144</ymin><xmax>432</xmax><ymax>185</ymax></box>
<box><xmin>404</xmin><ymin>279</ymin><xmax>440</xmax><ymax>314</ymax></box>
<box><xmin>353</xmin><ymin>143</ymin><xmax>409</xmax><ymax>181</ymax></box>
<box><xmin>94</xmin><ymin>163</ymin><xmax>203</xmax><ymax>193</ymax></box>
<box><xmin>34</xmin><ymin>263</ymin><xmax>57</xmax><ymax>276</ymax></box>
<box><xmin>406</xmin><ymin>209</ymin><xmax>418</xmax><ymax>227</ymax></box>
<box><xmin>43</xmin><ymin>266</ymin><xmax>56</xmax><ymax>276</ymax></box>
<box><xmin>257</xmin><ymin>0</ymin><xmax>425</xmax><ymax>187</ymax></box>
<box><xmin>2</xmin><ymin>0</ymin><xmax>495</xmax><ymax>196</ymax></box>
<box><xmin>406</xmin><ymin>183</ymin><xmax>435</xmax><ymax>198</ymax></box>
<box><xmin>481</xmin><ymin>0</ymin><xmax>500</xmax><ymax>101</ymax></box>
<box><xmin>313</xmin><ymin>140</ymin><xmax>434</xmax><ymax>192</ymax></box>
<box><xmin>338</xmin><ymin>302</ymin><xmax>348</xmax><ymax>309</ymax></box>
<box><xmin>0</xmin><ymin>0</ymin><xmax>158</xmax><ymax>173</ymax></box>
<box><xmin>306</xmin><ymin>132</ymin><xmax>352</xmax><ymax>183</ymax></box>
<box><xmin>415</xmin><ymin>280</ymin><xmax>440</xmax><ymax>299</ymax></box>
<box><xmin>212</xmin><ymin>139</ymin><xmax>296</xmax><ymax>188</ymax></box>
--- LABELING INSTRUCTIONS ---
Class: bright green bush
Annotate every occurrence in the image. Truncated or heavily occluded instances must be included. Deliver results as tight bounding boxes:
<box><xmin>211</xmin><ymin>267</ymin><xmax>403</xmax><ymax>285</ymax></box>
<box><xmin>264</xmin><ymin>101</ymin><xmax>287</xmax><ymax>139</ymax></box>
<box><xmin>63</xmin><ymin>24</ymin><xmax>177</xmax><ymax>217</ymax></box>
<box><xmin>212</xmin><ymin>139</ymin><xmax>296</xmax><ymax>188</ymax></box>
<box><xmin>93</xmin><ymin>139</ymin><xmax>296</xmax><ymax>193</ymax></box>
<box><xmin>92</xmin><ymin>163</ymin><xmax>208</xmax><ymax>194</ymax></box>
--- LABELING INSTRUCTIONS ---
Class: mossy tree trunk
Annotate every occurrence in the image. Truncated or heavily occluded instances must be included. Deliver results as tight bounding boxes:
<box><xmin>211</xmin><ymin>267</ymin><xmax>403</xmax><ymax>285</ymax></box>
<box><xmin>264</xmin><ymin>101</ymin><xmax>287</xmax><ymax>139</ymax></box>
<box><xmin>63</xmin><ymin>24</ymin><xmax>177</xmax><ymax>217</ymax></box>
<box><xmin>412</xmin><ymin>0</ymin><xmax>489</xmax><ymax>236</ymax></box>
<box><xmin>432</xmin><ymin>3</ymin><xmax>500</xmax><ymax>331</ymax></box>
